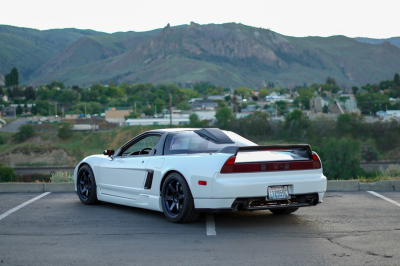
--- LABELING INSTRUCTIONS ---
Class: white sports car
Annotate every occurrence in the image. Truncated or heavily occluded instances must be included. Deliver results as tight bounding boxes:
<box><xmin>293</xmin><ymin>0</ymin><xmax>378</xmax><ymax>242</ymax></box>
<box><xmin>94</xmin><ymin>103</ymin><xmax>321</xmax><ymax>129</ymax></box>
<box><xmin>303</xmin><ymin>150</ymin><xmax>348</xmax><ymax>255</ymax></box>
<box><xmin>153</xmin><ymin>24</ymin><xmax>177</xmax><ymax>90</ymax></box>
<box><xmin>74</xmin><ymin>128</ymin><xmax>327</xmax><ymax>223</ymax></box>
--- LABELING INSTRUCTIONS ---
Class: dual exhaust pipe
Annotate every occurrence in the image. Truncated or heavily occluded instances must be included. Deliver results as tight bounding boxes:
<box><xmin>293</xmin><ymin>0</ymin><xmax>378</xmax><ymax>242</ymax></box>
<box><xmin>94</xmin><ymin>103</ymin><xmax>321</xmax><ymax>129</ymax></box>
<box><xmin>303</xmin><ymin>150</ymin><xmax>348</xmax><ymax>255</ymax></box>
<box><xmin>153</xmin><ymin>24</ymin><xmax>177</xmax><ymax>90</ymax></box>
<box><xmin>232</xmin><ymin>197</ymin><xmax>319</xmax><ymax>211</ymax></box>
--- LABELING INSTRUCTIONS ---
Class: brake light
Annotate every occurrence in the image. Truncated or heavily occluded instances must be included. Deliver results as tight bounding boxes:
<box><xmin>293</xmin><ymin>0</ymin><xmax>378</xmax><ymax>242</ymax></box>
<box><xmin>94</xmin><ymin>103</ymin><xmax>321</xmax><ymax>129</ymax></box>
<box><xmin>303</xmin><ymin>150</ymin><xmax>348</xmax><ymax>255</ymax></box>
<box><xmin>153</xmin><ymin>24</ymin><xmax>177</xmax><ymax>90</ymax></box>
<box><xmin>220</xmin><ymin>154</ymin><xmax>322</xmax><ymax>174</ymax></box>
<box><xmin>220</xmin><ymin>156</ymin><xmax>236</xmax><ymax>173</ymax></box>
<box><xmin>312</xmin><ymin>154</ymin><xmax>321</xmax><ymax>169</ymax></box>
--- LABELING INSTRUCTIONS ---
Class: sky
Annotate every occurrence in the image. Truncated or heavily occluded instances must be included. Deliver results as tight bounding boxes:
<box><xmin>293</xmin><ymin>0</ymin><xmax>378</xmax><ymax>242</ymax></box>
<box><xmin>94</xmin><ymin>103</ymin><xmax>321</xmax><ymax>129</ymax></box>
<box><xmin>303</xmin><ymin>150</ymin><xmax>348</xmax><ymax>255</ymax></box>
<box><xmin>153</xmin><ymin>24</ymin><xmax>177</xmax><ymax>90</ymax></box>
<box><xmin>1</xmin><ymin>0</ymin><xmax>399</xmax><ymax>38</ymax></box>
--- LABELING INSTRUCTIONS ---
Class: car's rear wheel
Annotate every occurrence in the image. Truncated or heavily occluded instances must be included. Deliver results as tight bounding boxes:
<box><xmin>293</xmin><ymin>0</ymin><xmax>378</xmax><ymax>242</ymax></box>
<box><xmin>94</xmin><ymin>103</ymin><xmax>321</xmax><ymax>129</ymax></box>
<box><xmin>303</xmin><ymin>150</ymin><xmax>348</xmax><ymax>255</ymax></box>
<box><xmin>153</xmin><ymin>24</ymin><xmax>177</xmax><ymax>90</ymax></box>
<box><xmin>77</xmin><ymin>165</ymin><xmax>100</xmax><ymax>205</ymax></box>
<box><xmin>269</xmin><ymin>207</ymin><xmax>299</xmax><ymax>215</ymax></box>
<box><xmin>161</xmin><ymin>172</ymin><xmax>199</xmax><ymax>223</ymax></box>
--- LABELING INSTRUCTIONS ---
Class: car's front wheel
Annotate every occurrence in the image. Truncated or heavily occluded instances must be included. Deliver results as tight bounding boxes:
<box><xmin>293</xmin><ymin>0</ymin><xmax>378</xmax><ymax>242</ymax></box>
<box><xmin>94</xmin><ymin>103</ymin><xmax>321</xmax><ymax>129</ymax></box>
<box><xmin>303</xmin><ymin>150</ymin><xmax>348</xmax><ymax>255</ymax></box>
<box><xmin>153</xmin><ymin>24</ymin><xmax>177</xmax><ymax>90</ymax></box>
<box><xmin>77</xmin><ymin>165</ymin><xmax>100</xmax><ymax>205</ymax></box>
<box><xmin>161</xmin><ymin>172</ymin><xmax>199</xmax><ymax>223</ymax></box>
<box><xmin>269</xmin><ymin>207</ymin><xmax>299</xmax><ymax>215</ymax></box>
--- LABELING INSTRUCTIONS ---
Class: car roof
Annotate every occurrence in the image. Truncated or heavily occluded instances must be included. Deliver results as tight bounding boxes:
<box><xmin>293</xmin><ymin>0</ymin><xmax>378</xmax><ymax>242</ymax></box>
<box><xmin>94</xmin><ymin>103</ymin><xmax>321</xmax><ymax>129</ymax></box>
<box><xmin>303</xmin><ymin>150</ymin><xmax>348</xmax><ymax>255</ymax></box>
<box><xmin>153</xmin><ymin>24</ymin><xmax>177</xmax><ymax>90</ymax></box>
<box><xmin>148</xmin><ymin>128</ymin><xmax>200</xmax><ymax>133</ymax></box>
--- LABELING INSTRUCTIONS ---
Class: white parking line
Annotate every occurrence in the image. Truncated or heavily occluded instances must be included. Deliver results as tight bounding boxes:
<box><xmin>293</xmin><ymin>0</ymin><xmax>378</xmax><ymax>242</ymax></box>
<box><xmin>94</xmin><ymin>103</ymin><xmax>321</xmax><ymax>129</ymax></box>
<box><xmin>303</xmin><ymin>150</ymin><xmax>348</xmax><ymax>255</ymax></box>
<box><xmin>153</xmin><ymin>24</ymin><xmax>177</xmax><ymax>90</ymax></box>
<box><xmin>0</xmin><ymin>192</ymin><xmax>51</xmax><ymax>221</ymax></box>
<box><xmin>206</xmin><ymin>213</ymin><xmax>216</xmax><ymax>236</ymax></box>
<box><xmin>367</xmin><ymin>191</ymin><xmax>400</xmax><ymax>207</ymax></box>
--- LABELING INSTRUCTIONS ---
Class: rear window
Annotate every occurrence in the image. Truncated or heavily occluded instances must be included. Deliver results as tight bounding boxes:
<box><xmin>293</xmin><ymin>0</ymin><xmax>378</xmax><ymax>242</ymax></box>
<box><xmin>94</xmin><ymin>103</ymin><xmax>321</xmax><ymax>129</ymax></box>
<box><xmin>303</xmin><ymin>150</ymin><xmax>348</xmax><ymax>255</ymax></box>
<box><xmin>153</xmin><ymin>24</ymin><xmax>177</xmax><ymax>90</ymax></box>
<box><xmin>164</xmin><ymin>131</ymin><xmax>257</xmax><ymax>154</ymax></box>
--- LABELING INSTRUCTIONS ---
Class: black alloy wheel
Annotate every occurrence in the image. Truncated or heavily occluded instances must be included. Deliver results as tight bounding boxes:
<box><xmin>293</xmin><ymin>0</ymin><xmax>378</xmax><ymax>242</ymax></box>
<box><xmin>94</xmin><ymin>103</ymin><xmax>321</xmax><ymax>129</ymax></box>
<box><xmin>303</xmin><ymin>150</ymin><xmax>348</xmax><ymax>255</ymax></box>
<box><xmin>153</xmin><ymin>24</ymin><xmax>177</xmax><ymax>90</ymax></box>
<box><xmin>161</xmin><ymin>173</ymin><xmax>199</xmax><ymax>223</ymax></box>
<box><xmin>77</xmin><ymin>165</ymin><xmax>99</xmax><ymax>205</ymax></box>
<box><xmin>164</xmin><ymin>179</ymin><xmax>184</xmax><ymax>217</ymax></box>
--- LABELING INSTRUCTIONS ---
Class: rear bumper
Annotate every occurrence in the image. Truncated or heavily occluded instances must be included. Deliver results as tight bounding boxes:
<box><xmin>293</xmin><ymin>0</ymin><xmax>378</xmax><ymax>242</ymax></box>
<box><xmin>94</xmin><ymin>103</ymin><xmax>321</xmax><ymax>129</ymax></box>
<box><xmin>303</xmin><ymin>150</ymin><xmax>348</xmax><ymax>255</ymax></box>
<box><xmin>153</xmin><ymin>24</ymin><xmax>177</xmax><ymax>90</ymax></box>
<box><xmin>194</xmin><ymin>170</ymin><xmax>327</xmax><ymax>211</ymax></box>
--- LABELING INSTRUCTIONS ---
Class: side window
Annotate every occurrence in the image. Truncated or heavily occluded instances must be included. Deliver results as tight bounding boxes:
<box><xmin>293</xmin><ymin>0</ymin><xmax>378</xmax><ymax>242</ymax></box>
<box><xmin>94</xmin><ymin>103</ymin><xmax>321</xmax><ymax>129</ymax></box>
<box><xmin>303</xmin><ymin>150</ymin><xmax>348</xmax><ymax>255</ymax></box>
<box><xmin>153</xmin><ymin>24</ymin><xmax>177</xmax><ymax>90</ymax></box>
<box><xmin>122</xmin><ymin>135</ymin><xmax>161</xmax><ymax>156</ymax></box>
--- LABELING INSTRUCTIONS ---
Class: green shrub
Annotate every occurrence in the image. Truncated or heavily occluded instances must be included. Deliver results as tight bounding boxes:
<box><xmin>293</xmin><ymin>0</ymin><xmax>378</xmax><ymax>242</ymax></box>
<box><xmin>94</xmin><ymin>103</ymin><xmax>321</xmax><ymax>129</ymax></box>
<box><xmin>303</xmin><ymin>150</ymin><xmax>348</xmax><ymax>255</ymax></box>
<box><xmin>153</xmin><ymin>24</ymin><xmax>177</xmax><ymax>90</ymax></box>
<box><xmin>0</xmin><ymin>164</ymin><xmax>14</xmax><ymax>182</ymax></box>
<box><xmin>50</xmin><ymin>171</ymin><xmax>73</xmax><ymax>183</ymax></box>
<box><xmin>13</xmin><ymin>124</ymin><xmax>34</xmax><ymax>142</ymax></box>
<box><xmin>58</xmin><ymin>123</ymin><xmax>73</xmax><ymax>139</ymax></box>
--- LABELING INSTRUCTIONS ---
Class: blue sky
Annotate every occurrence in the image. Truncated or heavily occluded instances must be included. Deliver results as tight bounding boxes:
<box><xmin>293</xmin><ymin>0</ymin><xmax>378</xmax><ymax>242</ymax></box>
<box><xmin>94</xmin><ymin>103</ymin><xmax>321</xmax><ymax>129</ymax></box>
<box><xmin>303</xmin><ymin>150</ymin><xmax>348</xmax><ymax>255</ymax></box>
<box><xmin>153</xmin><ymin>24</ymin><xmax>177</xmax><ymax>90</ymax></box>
<box><xmin>1</xmin><ymin>0</ymin><xmax>399</xmax><ymax>38</ymax></box>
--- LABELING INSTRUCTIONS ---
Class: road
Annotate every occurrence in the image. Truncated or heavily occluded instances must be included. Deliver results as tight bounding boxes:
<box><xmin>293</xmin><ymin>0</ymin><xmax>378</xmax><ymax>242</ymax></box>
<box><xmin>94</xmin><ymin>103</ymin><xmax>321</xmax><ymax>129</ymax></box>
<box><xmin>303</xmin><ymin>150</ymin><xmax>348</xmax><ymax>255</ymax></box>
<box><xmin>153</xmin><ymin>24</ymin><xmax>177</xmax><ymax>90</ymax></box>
<box><xmin>0</xmin><ymin>118</ymin><xmax>28</xmax><ymax>132</ymax></box>
<box><xmin>0</xmin><ymin>191</ymin><xmax>399</xmax><ymax>265</ymax></box>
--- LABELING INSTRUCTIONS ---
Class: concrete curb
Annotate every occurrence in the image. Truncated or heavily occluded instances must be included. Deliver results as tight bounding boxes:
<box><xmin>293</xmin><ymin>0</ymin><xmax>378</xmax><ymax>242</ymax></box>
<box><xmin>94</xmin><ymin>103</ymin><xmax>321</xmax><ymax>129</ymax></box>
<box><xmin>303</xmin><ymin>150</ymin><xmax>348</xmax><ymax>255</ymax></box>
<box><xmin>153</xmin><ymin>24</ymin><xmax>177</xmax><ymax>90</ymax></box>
<box><xmin>0</xmin><ymin>183</ymin><xmax>75</xmax><ymax>193</ymax></box>
<box><xmin>0</xmin><ymin>181</ymin><xmax>400</xmax><ymax>193</ymax></box>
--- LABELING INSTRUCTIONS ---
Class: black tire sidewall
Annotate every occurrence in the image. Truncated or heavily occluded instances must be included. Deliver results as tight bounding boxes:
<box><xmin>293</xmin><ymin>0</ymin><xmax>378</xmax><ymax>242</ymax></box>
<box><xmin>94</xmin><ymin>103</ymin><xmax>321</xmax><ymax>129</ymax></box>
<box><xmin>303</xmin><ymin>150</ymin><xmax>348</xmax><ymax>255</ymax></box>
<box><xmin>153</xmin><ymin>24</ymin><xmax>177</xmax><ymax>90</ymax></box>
<box><xmin>77</xmin><ymin>165</ymin><xmax>98</xmax><ymax>205</ymax></box>
<box><xmin>161</xmin><ymin>173</ymin><xmax>194</xmax><ymax>223</ymax></box>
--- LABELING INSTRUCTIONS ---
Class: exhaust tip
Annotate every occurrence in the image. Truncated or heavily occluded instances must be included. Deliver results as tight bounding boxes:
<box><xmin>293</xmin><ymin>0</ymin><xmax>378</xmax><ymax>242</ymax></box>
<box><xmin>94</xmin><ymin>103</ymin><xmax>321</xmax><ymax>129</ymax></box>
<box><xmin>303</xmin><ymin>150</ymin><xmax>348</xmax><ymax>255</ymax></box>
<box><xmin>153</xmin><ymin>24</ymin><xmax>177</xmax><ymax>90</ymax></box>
<box><xmin>311</xmin><ymin>198</ymin><xmax>319</xmax><ymax>206</ymax></box>
<box><xmin>233</xmin><ymin>203</ymin><xmax>244</xmax><ymax>211</ymax></box>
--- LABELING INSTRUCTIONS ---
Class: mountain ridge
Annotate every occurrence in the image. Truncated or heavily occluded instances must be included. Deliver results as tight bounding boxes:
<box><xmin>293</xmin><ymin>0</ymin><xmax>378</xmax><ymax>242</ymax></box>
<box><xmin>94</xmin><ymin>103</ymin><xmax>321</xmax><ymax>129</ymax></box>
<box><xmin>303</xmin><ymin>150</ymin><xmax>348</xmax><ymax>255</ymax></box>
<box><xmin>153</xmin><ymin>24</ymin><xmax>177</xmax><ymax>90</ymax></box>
<box><xmin>1</xmin><ymin>23</ymin><xmax>400</xmax><ymax>88</ymax></box>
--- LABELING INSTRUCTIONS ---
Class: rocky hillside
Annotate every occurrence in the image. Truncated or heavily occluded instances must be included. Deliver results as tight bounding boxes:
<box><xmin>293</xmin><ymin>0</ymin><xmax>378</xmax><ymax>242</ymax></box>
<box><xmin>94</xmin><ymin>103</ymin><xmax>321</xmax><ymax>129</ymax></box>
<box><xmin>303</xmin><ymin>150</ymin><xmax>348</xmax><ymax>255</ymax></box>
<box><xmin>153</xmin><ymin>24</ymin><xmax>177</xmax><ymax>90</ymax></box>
<box><xmin>1</xmin><ymin>23</ymin><xmax>400</xmax><ymax>88</ymax></box>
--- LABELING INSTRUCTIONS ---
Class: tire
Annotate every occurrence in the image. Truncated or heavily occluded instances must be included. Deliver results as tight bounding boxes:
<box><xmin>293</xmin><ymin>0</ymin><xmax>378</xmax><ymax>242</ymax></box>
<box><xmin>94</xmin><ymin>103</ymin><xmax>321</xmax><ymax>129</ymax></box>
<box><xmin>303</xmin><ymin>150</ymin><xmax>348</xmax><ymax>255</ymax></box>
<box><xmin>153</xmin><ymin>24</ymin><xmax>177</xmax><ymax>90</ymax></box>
<box><xmin>77</xmin><ymin>165</ymin><xmax>100</xmax><ymax>205</ymax></box>
<box><xmin>269</xmin><ymin>207</ymin><xmax>299</xmax><ymax>215</ymax></box>
<box><xmin>161</xmin><ymin>172</ymin><xmax>200</xmax><ymax>223</ymax></box>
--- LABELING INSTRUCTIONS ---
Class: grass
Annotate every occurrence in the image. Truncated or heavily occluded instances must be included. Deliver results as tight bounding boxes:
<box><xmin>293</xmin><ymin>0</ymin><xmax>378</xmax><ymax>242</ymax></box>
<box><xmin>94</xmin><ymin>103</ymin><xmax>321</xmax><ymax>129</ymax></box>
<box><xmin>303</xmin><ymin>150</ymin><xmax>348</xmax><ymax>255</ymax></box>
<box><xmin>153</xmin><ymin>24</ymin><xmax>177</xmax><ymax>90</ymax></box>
<box><xmin>50</xmin><ymin>171</ymin><xmax>73</xmax><ymax>183</ymax></box>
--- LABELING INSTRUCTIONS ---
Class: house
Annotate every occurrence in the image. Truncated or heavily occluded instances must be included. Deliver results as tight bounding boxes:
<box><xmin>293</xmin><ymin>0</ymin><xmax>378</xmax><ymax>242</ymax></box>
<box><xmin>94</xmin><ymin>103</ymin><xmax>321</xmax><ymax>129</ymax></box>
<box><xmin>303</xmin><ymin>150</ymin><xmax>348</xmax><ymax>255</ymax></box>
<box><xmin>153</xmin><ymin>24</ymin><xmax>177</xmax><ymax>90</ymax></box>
<box><xmin>192</xmin><ymin>100</ymin><xmax>218</xmax><ymax>110</ymax></box>
<box><xmin>207</xmin><ymin>95</ymin><xmax>225</xmax><ymax>101</ymax></box>
<box><xmin>65</xmin><ymin>114</ymin><xmax>78</xmax><ymax>119</ymax></box>
<box><xmin>328</xmin><ymin>102</ymin><xmax>344</xmax><ymax>114</ymax></box>
<box><xmin>0</xmin><ymin>95</ymin><xmax>8</xmax><ymax>102</ymax></box>
<box><xmin>126</xmin><ymin>118</ymin><xmax>189</xmax><ymax>126</ymax></box>
<box><xmin>376</xmin><ymin>110</ymin><xmax>400</xmax><ymax>119</ymax></box>
<box><xmin>310</xmin><ymin>97</ymin><xmax>331</xmax><ymax>113</ymax></box>
<box><xmin>337</xmin><ymin>94</ymin><xmax>358</xmax><ymax>112</ymax></box>
<box><xmin>105</xmin><ymin>107</ymin><xmax>132</xmax><ymax>123</ymax></box>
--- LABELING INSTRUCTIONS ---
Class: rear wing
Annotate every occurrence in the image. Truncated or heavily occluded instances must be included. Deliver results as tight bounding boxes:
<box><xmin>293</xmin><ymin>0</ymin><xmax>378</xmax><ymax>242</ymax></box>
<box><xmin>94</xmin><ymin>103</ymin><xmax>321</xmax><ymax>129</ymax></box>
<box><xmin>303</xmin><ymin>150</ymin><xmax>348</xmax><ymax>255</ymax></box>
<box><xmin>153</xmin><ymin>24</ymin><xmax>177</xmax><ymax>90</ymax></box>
<box><xmin>217</xmin><ymin>144</ymin><xmax>313</xmax><ymax>160</ymax></box>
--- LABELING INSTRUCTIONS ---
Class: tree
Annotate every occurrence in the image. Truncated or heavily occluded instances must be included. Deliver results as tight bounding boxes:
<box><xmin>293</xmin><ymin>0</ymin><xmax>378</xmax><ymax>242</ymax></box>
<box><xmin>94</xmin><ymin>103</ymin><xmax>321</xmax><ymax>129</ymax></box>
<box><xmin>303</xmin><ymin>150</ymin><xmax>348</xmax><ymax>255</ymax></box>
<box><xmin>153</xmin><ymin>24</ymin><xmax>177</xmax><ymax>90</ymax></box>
<box><xmin>58</xmin><ymin>124</ymin><xmax>73</xmax><ymax>140</ymax></box>
<box><xmin>154</xmin><ymin>99</ymin><xmax>166</xmax><ymax>112</ymax></box>
<box><xmin>351</xmin><ymin>86</ymin><xmax>359</xmax><ymax>95</ymax></box>
<box><xmin>267</xmin><ymin>82</ymin><xmax>275</xmax><ymax>89</ymax></box>
<box><xmin>320</xmin><ymin>137</ymin><xmax>361</xmax><ymax>180</ymax></box>
<box><xmin>326</xmin><ymin>77</ymin><xmax>336</xmax><ymax>86</ymax></box>
<box><xmin>394</xmin><ymin>73</ymin><xmax>400</xmax><ymax>86</ymax></box>
<box><xmin>25</xmin><ymin>86</ymin><xmax>36</xmax><ymax>100</ymax></box>
<box><xmin>5</xmin><ymin>67</ymin><xmax>19</xmax><ymax>87</ymax></box>
<box><xmin>0</xmin><ymin>87</ymin><xmax>3</xmax><ymax>95</ymax></box>
<box><xmin>258</xmin><ymin>88</ymin><xmax>270</xmax><ymax>99</ymax></box>
<box><xmin>189</xmin><ymin>113</ymin><xmax>203</xmax><ymax>127</ymax></box>
<box><xmin>13</xmin><ymin>124</ymin><xmax>34</xmax><ymax>142</ymax></box>
<box><xmin>215</xmin><ymin>107</ymin><xmax>234</xmax><ymax>127</ymax></box>
<box><xmin>16</xmin><ymin>105</ymin><xmax>23</xmax><ymax>115</ymax></box>
<box><xmin>322</xmin><ymin>105</ymin><xmax>328</xmax><ymax>113</ymax></box>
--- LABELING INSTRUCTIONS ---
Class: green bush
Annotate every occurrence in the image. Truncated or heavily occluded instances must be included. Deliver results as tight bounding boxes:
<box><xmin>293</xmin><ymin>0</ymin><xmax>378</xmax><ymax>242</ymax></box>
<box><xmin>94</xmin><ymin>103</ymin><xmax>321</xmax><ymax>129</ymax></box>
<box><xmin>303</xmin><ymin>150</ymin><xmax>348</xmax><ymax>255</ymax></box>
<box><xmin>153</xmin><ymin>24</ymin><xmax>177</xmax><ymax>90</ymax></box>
<box><xmin>320</xmin><ymin>137</ymin><xmax>362</xmax><ymax>180</ymax></box>
<box><xmin>0</xmin><ymin>164</ymin><xmax>14</xmax><ymax>182</ymax></box>
<box><xmin>13</xmin><ymin>124</ymin><xmax>34</xmax><ymax>142</ymax></box>
<box><xmin>58</xmin><ymin>123</ymin><xmax>73</xmax><ymax>139</ymax></box>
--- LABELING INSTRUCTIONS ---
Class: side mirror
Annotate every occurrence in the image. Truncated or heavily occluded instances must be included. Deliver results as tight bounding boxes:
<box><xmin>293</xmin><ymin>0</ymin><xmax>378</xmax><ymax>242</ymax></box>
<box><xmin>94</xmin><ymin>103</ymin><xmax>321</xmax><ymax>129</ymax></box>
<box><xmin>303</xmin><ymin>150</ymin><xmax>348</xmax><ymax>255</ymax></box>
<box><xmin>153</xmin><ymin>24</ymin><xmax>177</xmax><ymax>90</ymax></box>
<box><xmin>103</xmin><ymin>150</ymin><xmax>115</xmax><ymax>156</ymax></box>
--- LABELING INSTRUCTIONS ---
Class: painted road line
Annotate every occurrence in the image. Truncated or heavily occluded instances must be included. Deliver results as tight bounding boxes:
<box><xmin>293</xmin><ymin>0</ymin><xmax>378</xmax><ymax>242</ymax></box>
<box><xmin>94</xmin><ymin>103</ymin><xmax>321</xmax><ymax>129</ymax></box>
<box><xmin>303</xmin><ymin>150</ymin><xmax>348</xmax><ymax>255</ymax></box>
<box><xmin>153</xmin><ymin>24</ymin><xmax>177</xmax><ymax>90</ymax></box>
<box><xmin>367</xmin><ymin>191</ymin><xmax>400</xmax><ymax>207</ymax></box>
<box><xmin>206</xmin><ymin>213</ymin><xmax>216</xmax><ymax>236</ymax></box>
<box><xmin>0</xmin><ymin>192</ymin><xmax>51</xmax><ymax>221</ymax></box>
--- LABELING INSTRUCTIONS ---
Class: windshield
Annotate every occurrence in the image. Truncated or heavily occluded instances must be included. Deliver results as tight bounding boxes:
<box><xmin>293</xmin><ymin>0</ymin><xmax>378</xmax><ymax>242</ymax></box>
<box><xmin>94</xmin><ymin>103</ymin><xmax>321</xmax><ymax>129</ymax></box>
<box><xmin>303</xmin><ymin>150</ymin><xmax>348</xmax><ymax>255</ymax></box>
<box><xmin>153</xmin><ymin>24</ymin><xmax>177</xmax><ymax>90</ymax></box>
<box><xmin>165</xmin><ymin>131</ymin><xmax>257</xmax><ymax>154</ymax></box>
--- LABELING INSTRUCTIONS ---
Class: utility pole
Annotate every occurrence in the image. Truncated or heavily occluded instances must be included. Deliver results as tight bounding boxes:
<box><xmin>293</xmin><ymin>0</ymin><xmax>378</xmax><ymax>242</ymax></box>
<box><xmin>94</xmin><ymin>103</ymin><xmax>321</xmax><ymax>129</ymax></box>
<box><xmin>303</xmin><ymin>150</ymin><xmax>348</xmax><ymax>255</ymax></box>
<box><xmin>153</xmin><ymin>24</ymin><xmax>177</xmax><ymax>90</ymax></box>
<box><xmin>49</xmin><ymin>105</ymin><xmax>51</xmax><ymax>117</ymax></box>
<box><xmin>55</xmin><ymin>103</ymin><xmax>57</xmax><ymax>117</ymax></box>
<box><xmin>169</xmin><ymin>94</ymin><xmax>172</xmax><ymax>127</ymax></box>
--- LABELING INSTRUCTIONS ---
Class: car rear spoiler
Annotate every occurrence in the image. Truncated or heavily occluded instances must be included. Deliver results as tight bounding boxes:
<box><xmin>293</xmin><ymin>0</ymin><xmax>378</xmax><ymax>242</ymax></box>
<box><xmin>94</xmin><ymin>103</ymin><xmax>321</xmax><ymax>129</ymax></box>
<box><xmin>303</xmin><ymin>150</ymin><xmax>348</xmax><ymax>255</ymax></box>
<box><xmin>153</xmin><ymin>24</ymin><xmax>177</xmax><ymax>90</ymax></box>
<box><xmin>217</xmin><ymin>144</ymin><xmax>313</xmax><ymax>160</ymax></box>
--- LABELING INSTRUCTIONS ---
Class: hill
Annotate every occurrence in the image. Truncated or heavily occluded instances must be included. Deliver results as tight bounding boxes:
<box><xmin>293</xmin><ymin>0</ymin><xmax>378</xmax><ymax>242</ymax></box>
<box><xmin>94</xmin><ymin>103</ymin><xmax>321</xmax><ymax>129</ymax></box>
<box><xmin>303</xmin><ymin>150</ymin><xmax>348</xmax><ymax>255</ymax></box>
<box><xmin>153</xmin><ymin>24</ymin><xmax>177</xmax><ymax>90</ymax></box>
<box><xmin>1</xmin><ymin>23</ymin><xmax>400</xmax><ymax>88</ymax></box>
<box><xmin>355</xmin><ymin>37</ymin><xmax>400</xmax><ymax>48</ymax></box>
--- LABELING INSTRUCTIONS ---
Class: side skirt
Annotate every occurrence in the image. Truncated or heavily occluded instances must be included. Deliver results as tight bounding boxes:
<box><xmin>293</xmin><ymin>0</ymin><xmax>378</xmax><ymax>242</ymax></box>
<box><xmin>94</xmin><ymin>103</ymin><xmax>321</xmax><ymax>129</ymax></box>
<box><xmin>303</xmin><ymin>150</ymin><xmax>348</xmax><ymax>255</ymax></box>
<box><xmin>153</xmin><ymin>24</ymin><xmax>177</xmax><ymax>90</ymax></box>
<box><xmin>97</xmin><ymin>187</ymin><xmax>163</xmax><ymax>212</ymax></box>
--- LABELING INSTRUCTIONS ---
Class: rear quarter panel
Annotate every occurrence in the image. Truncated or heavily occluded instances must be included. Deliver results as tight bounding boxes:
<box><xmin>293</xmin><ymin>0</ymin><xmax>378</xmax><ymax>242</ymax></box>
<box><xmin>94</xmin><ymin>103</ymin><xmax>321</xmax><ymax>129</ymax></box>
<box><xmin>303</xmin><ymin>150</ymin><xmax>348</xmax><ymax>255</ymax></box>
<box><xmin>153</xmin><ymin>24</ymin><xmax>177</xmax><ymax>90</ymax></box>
<box><xmin>152</xmin><ymin>153</ymin><xmax>232</xmax><ymax>199</ymax></box>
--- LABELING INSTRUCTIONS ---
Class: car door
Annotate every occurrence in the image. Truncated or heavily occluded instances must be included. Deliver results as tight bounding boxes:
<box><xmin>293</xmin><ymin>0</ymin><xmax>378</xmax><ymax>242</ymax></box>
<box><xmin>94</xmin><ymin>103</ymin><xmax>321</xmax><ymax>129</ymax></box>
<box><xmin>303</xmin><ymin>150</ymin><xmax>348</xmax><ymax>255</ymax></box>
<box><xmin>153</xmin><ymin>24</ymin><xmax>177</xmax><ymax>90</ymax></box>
<box><xmin>97</xmin><ymin>134</ymin><xmax>162</xmax><ymax>200</ymax></box>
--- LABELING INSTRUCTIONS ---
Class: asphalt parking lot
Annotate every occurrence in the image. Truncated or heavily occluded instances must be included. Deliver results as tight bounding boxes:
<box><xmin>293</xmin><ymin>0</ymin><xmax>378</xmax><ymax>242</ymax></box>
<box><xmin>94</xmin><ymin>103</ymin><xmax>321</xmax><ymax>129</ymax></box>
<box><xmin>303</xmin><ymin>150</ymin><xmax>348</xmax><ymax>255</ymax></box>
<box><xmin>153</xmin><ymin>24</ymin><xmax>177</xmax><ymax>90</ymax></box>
<box><xmin>0</xmin><ymin>191</ymin><xmax>399</xmax><ymax>266</ymax></box>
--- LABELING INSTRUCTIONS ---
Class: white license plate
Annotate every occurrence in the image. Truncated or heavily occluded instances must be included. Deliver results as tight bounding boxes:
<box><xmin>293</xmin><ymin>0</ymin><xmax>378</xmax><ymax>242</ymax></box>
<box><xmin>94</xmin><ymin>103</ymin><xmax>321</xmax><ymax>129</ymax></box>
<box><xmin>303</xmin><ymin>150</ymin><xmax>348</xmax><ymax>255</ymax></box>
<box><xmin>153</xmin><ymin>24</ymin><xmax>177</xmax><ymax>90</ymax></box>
<box><xmin>268</xmin><ymin>186</ymin><xmax>289</xmax><ymax>200</ymax></box>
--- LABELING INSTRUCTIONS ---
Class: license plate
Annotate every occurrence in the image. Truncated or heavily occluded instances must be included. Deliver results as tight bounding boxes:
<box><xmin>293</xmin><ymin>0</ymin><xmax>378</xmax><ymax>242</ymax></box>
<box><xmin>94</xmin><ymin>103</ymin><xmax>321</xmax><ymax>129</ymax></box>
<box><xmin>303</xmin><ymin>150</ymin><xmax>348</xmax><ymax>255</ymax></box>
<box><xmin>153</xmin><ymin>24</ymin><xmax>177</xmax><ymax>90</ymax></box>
<box><xmin>268</xmin><ymin>186</ymin><xmax>289</xmax><ymax>200</ymax></box>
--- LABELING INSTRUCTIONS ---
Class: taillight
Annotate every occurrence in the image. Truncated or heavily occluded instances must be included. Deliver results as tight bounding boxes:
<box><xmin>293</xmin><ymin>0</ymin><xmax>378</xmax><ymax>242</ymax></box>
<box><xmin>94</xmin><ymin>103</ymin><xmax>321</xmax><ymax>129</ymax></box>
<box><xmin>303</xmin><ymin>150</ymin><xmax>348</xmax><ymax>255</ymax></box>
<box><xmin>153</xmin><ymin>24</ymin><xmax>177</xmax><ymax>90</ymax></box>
<box><xmin>220</xmin><ymin>156</ymin><xmax>236</xmax><ymax>173</ymax></box>
<box><xmin>220</xmin><ymin>154</ymin><xmax>322</xmax><ymax>174</ymax></box>
<box><xmin>312</xmin><ymin>153</ymin><xmax>321</xmax><ymax>169</ymax></box>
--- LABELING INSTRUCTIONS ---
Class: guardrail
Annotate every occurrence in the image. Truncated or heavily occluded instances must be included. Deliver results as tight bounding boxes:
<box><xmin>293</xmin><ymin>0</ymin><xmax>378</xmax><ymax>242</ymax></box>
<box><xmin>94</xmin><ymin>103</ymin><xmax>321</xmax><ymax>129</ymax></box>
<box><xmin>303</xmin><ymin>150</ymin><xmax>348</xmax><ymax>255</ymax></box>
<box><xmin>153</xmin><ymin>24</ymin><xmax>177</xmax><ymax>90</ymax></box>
<box><xmin>0</xmin><ymin>180</ymin><xmax>400</xmax><ymax>193</ymax></box>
